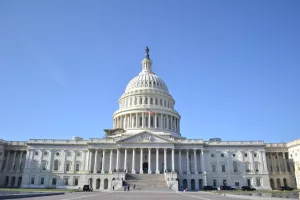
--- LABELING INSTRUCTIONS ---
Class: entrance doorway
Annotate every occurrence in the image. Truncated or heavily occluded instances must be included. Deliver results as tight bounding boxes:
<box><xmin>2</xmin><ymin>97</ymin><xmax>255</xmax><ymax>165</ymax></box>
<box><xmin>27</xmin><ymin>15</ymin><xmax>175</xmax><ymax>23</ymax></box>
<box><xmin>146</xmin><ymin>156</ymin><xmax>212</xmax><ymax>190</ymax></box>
<box><xmin>143</xmin><ymin>162</ymin><xmax>148</xmax><ymax>173</ymax></box>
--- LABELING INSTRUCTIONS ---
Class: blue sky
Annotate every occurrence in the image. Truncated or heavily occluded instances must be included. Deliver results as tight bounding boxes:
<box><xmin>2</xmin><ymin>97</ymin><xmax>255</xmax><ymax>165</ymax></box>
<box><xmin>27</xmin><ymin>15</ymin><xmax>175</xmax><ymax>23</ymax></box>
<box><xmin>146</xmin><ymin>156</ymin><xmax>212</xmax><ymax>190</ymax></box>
<box><xmin>0</xmin><ymin>0</ymin><xmax>299</xmax><ymax>142</ymax></box>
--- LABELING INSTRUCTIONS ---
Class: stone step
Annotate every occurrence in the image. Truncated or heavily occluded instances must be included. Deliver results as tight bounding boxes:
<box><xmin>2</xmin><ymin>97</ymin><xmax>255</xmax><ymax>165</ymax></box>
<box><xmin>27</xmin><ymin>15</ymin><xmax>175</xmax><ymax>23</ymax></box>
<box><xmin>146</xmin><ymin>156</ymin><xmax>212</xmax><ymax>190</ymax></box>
<box><xmin>125</xmin><ymin>180</ymin><xmax>168</xmax><ymax>189</ymax></box>
<box><xmin>126</xmin><ymin>173</ymin><xmax>165</xmax><ymax>181</ymax></box>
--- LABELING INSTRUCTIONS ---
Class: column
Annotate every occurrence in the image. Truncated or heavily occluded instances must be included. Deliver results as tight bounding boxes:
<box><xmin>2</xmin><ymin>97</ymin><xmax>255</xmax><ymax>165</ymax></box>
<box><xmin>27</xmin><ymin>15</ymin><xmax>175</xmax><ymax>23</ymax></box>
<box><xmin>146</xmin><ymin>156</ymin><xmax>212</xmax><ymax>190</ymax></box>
<box><xmin>283</xmin><ymin>153</ymin><xmax>288</xmax><ymax>173</ymax></box>
<box><xmin>72</xmin><ymin>150</ymin><xmax>77</xmax><ymax>173</ymax></box>
<box><xmin>272</xmin><ymin>153</ymin><xmax>277</xmax><ymax>172</ymax></box>
<box><xmin>93</xmin><ymin>149</ymin><xmax>98</xmax><ymax>173</ymax></box>
<box><xmin>88</xmin><ymin>150</ymin><xmax>93</xmax><ymax>172</ymax></box>
<box><xmin>161</xmin><ymin>114</ymin><xmax>163</xmax><ymax>129</ymax></box>
<box><xmin>276</xmin><ymin>152</ymin><xmax>282</xmax><ymax>173</ymax></box>
<box><xmin>155</xmin><ymin>113</ymin><xmax>157</xmax><ymax>128</ymax></box>
<box><xmin>101</xmin><ymin>150</ymin><xmax>106</xmax><ymax>173</ymax></box>
<box><xmin>10</xmin><ymin>151</ymin><xmax>17</xmax><ymax>171</ymax></box>
<box><xmin>124</xmin><ymin>149</ymin><xmax>127</xmax><ymax>172</ymax></box>
<box><xmin>82</xmin><ymin>151</ymin><xmax>86</xmax><ymax>171</ymax></box>
<box><xmin>142</xmin><ymin>113</ymin><xmax>144</xmax><ymax>128</ymax></box>
<box><xmin>193</xmin><ymin>149</ymin><xmax>198</xmax><ymax>174</ymax></box>
<box><xmin>249</xmin><ymin>151</ymin><xmax>254</xmax><ymax>172</ymax></box>
<box><xmin>260</xmin><ymin>151</ymin><xmax>267</xmax><ymax>173</ymax></box>
<box><xmin>179</xmin><ymin>150</ymin><xmax>182</xmax><ymax>174</ymax></box>
<box><xmin>164</xmin><ymin>148</ymin><xmax>167</xmax><ymax>172</ymax></box>
<box><xmin>109</xmin><ymin>149</ymin><xmax>113</xmax><ymax>173</ymax></box>
<box><xmin>170</xmin><ymin>116</ymin><xmax>173</xmax><ymax>131</ymax></box>
<box><xmin>132</xmin><ymin>149</ymin><xmax>136</xmax><ymax>174</ymax></box>
<box><xmin>172</xmin><ymin>148</ymin><xmax>175</xmax><ymax>172</ymax></box>
<box><xmin>140</xmin><ymin>149</ymin><xmax>143</xmax><ymax>174</ymax></box>
<box><xmin>48</xmin><ymin>150</ymin><xmax>54</xmax><ymax>171</ymax></box>
<box><xmin>136</xmin><ymin>113</ymin><xmax>138</xmax><ymax>128</ymax></box>
<box><xmin>148</xmin><ymin>113</ymin><xmax>151</xmax><ymax>128</ymax></box>
<box><xmin>156</xmin><ymin>148</ymin><xmax>159</xmax><ymax>174</ymax></box>
<box><xmin>186</xmin><ymin>150</ymin><xmax>190</xmax><ymax>174</ymax></box>
<box><xmin>116</xmin><ymin>148</ymin><xmax>120</xmax><ymax>172</ymax></box>
<box><xmin>148</xmin><ymin>148</ymin><xmax>151</xmax><ymax>174</ymax></box>
<box><xmin>39</xmin><ymin>150</ymin><xmax>44</xmax><ymax>171</ymax></box>
<box><xmin>18</xmin><ymin>151</ymin><xmax>23</xmax><ymax>172</ymax></box>
<box><xmin>130</xmin><ymin>113</ymin><xmax>132</xmax><ymax>128</ymax></box>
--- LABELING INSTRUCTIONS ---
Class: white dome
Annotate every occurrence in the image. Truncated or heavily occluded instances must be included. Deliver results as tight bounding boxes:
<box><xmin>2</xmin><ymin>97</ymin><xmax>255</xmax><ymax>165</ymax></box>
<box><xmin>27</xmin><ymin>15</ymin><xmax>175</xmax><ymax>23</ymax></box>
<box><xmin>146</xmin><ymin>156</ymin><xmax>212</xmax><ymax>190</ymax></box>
<box><xmin>125</xmin><ymin>71</ymin><xmax>169</xmax><ymax>93</ymax></box>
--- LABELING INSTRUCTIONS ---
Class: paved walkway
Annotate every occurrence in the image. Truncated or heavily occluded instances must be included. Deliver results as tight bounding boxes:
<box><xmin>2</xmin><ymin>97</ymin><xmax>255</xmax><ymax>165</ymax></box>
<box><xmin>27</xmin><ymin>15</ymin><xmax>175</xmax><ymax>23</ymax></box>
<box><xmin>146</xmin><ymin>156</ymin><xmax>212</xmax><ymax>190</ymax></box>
<box><xmin>15</xmin><ymin>191</ymin><xmax>295</xmax><ymax>200</ymax></box>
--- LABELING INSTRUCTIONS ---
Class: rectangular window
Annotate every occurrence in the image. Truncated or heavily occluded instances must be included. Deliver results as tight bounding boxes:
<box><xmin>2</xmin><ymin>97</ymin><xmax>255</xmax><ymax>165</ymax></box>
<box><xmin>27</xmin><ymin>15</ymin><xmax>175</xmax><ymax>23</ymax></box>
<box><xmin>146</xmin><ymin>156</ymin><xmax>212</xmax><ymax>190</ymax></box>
<box><xmin>213</xmin><ymin>179</ymin><xmax>217</xmax><ymax>187</ymax></box>
<box><xmin>44</xmin><ymin>151</ymin><xmax>48</xmax><ymax>156</ymax></box>
<box><xmin>212</xmin><ymin>165</ymin><xmax>216</xmax><ymax>172</ymax></box>
<box><xmin>77</xmin><ymin>152</ymin><xmax>81</xmax><ymax>157</ymax></box>
<box><xmin>67</xmin><ymin>152</ymin><xmax>71</xmax><ymax>156</ymax></box>
<box><xmin>76</xmin><ymin>164</ymin><xmax>80</xmax><ymax>171</ymax></box>
<box><xmin>222</xmin><ymin>165</ymin><xmax>226</xmax><ymax>172</ymax></box>
<box><xmin>52</xmin><ymin>178</ymin><xmax>56</xmax><ymax>185</ymax></box>
<box><xmin>150</xmin><ymin>98</ymin><xmax>153</xmax><ymax>104</ymax></box>
<box><xmin>160</xmin><ymin>99</ymin><xmax>162</xmax><ymax>106</ymax></box>
<box><xmin>31</xmin><ymin>177</ymin><xmax>35</xmax><ymax>185</ymax></box>
<box><xmin>256</xmin><ymin>178</ymin><xmax>261</xmax><ymax>187</ymax></box>
<box><xmin>74</xmin><ymin>177</ymin><xmax>78</xmax><ymax>186</ymax></box>
<box><xmin>42</xmin><ymin>162</ymin><xmax>47</xmax><ymax>170</ymax></box>
<box><xmin>164</xmin><ymin>100</ymin><xmax>166</xmax><ymax>107</ymax></box>
<box><xmin>235</xmin><ymin>182</ymin><xmax>239</xmax><ymax>187</ymax></box>
<box><xmin>66</xmin><ymin>163</ymin><xmax>70</xmax><ymax>171</ymax></box>
<box><xmin>40</xmin><ymin>177</ymin><xmax>44</xmax><ymax>185</ymax></box>
<box><xmin>244</xmin><ymin>153</ymin><xmax>248</xmax><ymax>157</ymax></box>
<box><xmin>65</xmin><ymin>178</ymin><xmax>68</xmax><ymax>186</ymax></box>
<box><xmin>155</xmin><ymin>98</ymin><xmax>158</xmax><ymax>105</ymax></box>
<box><xmin>211</xmin><ymin>154</ymin><xmax>215</xmax><ymax>158</ymax></box>
<box><xmin>221</xmin><ymin>153</ymin><xmax>224</xmax><ymax>157</ymax></box>
<box><xmin>223</xmin><ymin>179</ymin><xmax>227</xmax><ymax>186</ymax></box>
<box><xmin>139</xmin><ymin>98</ymin><xmax>142</xmax><ymax>105</ymax></box>
<box><xmin>254</xmin><ymin>153</ymin><xmax>257</xmax><ymax>157</ymax></box>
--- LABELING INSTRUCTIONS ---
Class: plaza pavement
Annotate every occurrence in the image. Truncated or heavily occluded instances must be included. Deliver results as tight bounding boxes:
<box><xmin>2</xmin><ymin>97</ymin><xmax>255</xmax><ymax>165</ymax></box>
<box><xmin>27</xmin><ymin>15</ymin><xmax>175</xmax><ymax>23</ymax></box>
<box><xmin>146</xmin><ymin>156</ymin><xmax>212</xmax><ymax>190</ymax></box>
<box><xmin>14</xmin><ymin>191</ymin><xmax>293</xmax><ymax>200</ymax></box>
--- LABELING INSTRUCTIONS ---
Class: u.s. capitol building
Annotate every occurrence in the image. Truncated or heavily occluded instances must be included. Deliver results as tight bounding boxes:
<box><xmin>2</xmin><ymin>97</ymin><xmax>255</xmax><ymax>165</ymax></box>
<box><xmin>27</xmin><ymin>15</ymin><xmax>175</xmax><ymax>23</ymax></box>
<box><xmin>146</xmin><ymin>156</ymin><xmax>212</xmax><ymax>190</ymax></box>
<box><xmin>0</xmin><ymin>48</ymin><xmax>299</xmax><ymax>191</ymax></box>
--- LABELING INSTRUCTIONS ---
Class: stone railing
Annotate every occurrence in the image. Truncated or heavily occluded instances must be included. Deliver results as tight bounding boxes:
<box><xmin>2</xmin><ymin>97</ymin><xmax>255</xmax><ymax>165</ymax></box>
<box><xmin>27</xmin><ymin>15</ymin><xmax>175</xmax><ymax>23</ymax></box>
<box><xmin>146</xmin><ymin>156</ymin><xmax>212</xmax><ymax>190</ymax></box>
<box><xmin>265</xmin><ymin>143</ymin><xmax>287</xmax><ymax>148</ymax></box>
<box><xmin>287</xmin><ymin>139</ymin><xmax>300</xmax><ymax>148</ymax></box>
<box><xmin>27</xmin><ymin>139</ymin><xmax>86</xmax><ymax>145</ymax></box>
<box><xmin>175</xmin><ymin>139</ymin><xmax>204</xmax><ymax>144</ymax></box>
<box><xmin>206</xmin><ymin>141</ymin><xmax>264</xmax><ymax>145</ymax></box>
<box><xmin>6</xmin><ymin>141</ymin><xmax>27</xmax><ymax>146</ymax></box>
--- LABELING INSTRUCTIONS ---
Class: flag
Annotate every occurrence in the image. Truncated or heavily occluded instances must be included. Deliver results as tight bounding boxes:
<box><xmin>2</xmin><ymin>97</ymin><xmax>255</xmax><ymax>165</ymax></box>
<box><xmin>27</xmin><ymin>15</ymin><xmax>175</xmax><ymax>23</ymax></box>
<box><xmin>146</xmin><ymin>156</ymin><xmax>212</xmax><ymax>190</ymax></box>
<box><xmin>146</xmin><ymin>108</ymin><xmax>153</xmax><ymax>115</ymax></box>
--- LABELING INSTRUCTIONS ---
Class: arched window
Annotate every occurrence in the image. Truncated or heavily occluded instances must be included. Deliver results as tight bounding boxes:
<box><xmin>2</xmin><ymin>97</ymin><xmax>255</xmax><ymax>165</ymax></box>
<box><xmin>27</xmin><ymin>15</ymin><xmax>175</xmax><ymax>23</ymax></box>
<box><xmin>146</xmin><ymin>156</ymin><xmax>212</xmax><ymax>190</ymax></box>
<box><xmin>233</xmin><ymin>161</ymin><xmax>238</xmax><ymax>172</ymax></box>
<box><xmin>54</xmin><ymin>160</ymin><xmax>59</xmax><ymax>171</ymax></box>
<box><xmin>245</xmin><ymin>162</ymin><xmax>250</xmax><ymax>172</ymax></box>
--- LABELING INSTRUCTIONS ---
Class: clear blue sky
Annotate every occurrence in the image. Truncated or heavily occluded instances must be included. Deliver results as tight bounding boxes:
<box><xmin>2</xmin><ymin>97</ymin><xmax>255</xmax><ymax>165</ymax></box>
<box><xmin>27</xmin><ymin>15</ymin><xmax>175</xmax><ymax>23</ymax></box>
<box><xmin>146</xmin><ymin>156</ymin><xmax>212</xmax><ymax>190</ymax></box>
<box><xmin>1</xmin><ymin>0</ymin><xmax>299</xmax><ymax>143</ymax></box>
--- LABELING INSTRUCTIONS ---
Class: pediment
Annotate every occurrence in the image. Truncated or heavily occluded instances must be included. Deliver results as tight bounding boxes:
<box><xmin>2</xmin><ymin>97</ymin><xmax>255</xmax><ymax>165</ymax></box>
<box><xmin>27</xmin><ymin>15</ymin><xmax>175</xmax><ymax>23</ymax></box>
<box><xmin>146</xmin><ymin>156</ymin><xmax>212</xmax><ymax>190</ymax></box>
<box><xmin>117</xmin><ymin>131</ymin><xmax>174</xmax><ymax>144</ymax></box>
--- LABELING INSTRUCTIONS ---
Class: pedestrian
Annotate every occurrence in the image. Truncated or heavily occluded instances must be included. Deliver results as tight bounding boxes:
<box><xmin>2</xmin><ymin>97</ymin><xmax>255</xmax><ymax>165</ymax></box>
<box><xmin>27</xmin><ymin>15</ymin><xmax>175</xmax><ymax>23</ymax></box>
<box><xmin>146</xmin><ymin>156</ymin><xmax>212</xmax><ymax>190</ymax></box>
<box><xmin>124</xmin><ymin>186</ymin><xmax>126</xmax><ymax>191</ymax></box>
<box><xmin>133</xmin><ymin>184</ymin><xmax>136</xmax><ymax>190</ymax></box>
<box><xmin>128</xmin><ymin>185</ymin><xmax>130</xmax><ymax>191</ymax></box>
<box><xmin>113</xmin><ymin>186</ymin><xmax>114</xmax><ymax>190</ymax></box>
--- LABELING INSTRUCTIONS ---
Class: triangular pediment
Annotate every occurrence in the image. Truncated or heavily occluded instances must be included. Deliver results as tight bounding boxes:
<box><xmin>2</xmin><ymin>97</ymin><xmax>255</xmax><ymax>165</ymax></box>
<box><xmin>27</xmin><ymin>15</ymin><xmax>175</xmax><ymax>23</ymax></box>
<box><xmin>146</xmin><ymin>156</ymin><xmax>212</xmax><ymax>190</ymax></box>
<box><xmin>117</xmin><ymin>131</ymin><xmax>174</xmax><ymax>144</ymax></box>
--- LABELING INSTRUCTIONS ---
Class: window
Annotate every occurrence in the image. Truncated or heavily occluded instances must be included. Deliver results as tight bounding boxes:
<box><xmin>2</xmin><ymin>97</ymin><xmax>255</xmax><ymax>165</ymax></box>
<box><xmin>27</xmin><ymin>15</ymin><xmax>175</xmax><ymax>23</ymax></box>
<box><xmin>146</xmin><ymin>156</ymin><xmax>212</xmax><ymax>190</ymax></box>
<box><xmin>221</xmin><ymin>153</ymin><xmax>224</xmax><ymax>157</ymax></box>
<box><xmin>254</xmin><ymin>153</ymin><xmax>257</xmax><ymax>157</ymax></box>
<box><xmin>222</xmin><ymin>165</ymin><xmax>226</xmax><ymax>172</ymax></box>
<box><xmin>139</xmin><ymin>98</ymin><xmax>142</xmax><ymax>105</ymax></box>
<box><xmin>77</xmin><ymin>152</ymin><xmax>81</xmax><ymax>157</ymax></box>
<box><xmin>156</xmin><ymin>117</ymin><xmax>159</xmax><ymax>128</ymax></box>
<box><xmin>233</xmin><ymin>161</ymin><xmax>238</xmax><ymax>172</ymax></box>
<box><xmin>54</xmin><ymin>160</ymin><xmax>59</xmax><ymax>171</ymax></box>
<box><xmin>56</xmin><ymin>152</ymin><xmax>60</xmax><ymax>156</ymax></box>
<box><xmin>160</xmin><ymin>99</ymin><xmax>162</xmax><ymax>106</ymax></box>
<box><xmin>150</xmin><ymin>116</ymin><xmax>154</xmax><ymax>127</ymax></box>
<box><xmin>52</xmin><ymin>178</ymin><xmax>56</xmax><ymax>185</ymax></box>
<box><xmin>35</xmin><ymin>151</ymin><xmax>39</xmax><ymax>156</ymax></box>
<box><xmin>139</xmin><ymin>117</ymin><xmax>143</xmax><ymax>126</ymax></box>
<box><xmin>31</xmin><ymin>177</ymin><xmax>35</xmax><ymax>184</ymax></box>
<box><xmin>44</xmin><ymin>151</ymin><xmax>48</xmax><ymax>156</ymax></box>
<box><xmin>212</xmin><ymin>165</ymin><xmax>216</xmax><ymax>172</ymax></box>
<box><xmin>74</xmin><ymin>177</ymin><xmax>78</xmax><ymax>186</ymax></box>
<box><xmin>150</xmin><ymin>98</ymin><xmax>153</xmax><ymax>104</ymax></box>
<box><xmin>66</xmin><ymin>163</ymin><xmax>70</xmax><ymax>171</ymax></box>
<box><xmin>155</xmin><ymin>98</ymin><xmax>158</xmax><ymax>105</ymax></box>
<box><xmin>211</xmin><ymin>154</ymin><xmax>215</xmax><ymax>158</ymax></box>
<box><xmin>42</xmin><ymin>162</ymin><xmax>47</xmax><ymax>170</ymax></box>
<box><xmin>67</xmin><ymin>151</ymin><xmax>71</xmax><ymax>157</ymax></box>
<box><xmin>40</xmin><ymin>177</ymin><xmax>44</xmax><ymax>185</ymax></box>
<box><xmin>290</xmin><ymin>154</ymin><xmax>293</xmax><ymax>158</ymax></box>
<box><xmin>244</xmin><ymin>153</ymin><xmax>248</xmax><ymax>157</ymax></box>
<box><xmin>254</xmin><ymin>162</ymin><xmax>260</xmax><ymax>172</ymax></box>
<box><xmin>245</xmin><ymin>162</ymin><xmax>250</xmax><ymax>172</ymax></box>
<box><xmin>213</xmin><ymin>179</ymin><xmax>217</xmax><ymax>187</ymax></box>
<box><xmin>256</xmin><ymin>178</ymin><xmax>261</xmax><ymax>187</ymax></box>
<box><xmin>164</xmin><ymin>100</ymin><xmax>166</xmax><ymax>107</ymax></box>
<box><xmin>145</xmin><ymin>117</ymin><xmax>148</xmax><ymax>127</ymax></box>
<box><xmin>232</xmin><ymin>153</ymin><xmax>236</xmax><ymax>157</ymax></box>
<box><xmin>235</xmin><ymin>182</ymin><xmax>239</xmax><ymax>187</ymax></box>
<box><xmin>223</xmin><ymin>179</ymin><xmax>227</xmax><ymax>186</ymax></box>
<box><xmin>145</xmin><ymin>97</ymin><xmax>148</xmax><ymax>104</ymax></box>
<box><xmin>76</xmin><ymin>163</ymin><xmax>80</xmax><ymax>171</ymax></box>
<box><xmin>64</xmin><ymin>178</ymin><xmax>69</xmax><ymax>186</ymax></box>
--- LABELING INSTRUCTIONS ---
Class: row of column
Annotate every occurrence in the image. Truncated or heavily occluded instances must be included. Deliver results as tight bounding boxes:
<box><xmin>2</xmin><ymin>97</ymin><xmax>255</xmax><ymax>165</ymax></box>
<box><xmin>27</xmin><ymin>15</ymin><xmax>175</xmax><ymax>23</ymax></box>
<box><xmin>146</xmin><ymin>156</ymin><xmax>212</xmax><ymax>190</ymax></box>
<box><xmin>1</xmin><ymin>151</ymin><xmax>26</xmax><ymax>172</ymax></box>
<box><xmin>267</xmin><ymin>152</ymin><xmax>290</xmax><ymax>173</ymax></box>
<box><xmin>121</xmin><ymin>96</ymin><xmax>174</xmax><ymax>110</ymax></box>
<box><xmin>114</xmin><ymin>112</ymin><xmax>180</xmax><ymax>133</ymax></box>
<box><xmin>87</xmin><ymin>148</ymin><xmax>204</xmax><ymax>174</ymax></box>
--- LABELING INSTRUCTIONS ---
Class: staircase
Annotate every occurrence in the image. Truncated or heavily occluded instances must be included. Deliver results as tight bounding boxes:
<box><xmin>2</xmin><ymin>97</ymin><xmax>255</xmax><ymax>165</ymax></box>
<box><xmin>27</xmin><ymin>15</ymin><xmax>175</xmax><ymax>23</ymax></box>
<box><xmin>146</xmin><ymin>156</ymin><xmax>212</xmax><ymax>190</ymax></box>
<box><xmin>124</xmin><ymin>174</ymin><xmax>169</xmax><ymax>190</ymax></box>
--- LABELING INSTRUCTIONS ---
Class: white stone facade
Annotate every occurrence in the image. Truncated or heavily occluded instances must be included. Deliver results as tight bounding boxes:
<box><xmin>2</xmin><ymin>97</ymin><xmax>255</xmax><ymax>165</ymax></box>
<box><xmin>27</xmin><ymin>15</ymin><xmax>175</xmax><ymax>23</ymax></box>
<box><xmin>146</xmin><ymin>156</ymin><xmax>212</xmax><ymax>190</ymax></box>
<box><xmin>0</xmin><ymin>48</ymin><xmax>298</xmax><ymax>191</ymax></box>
